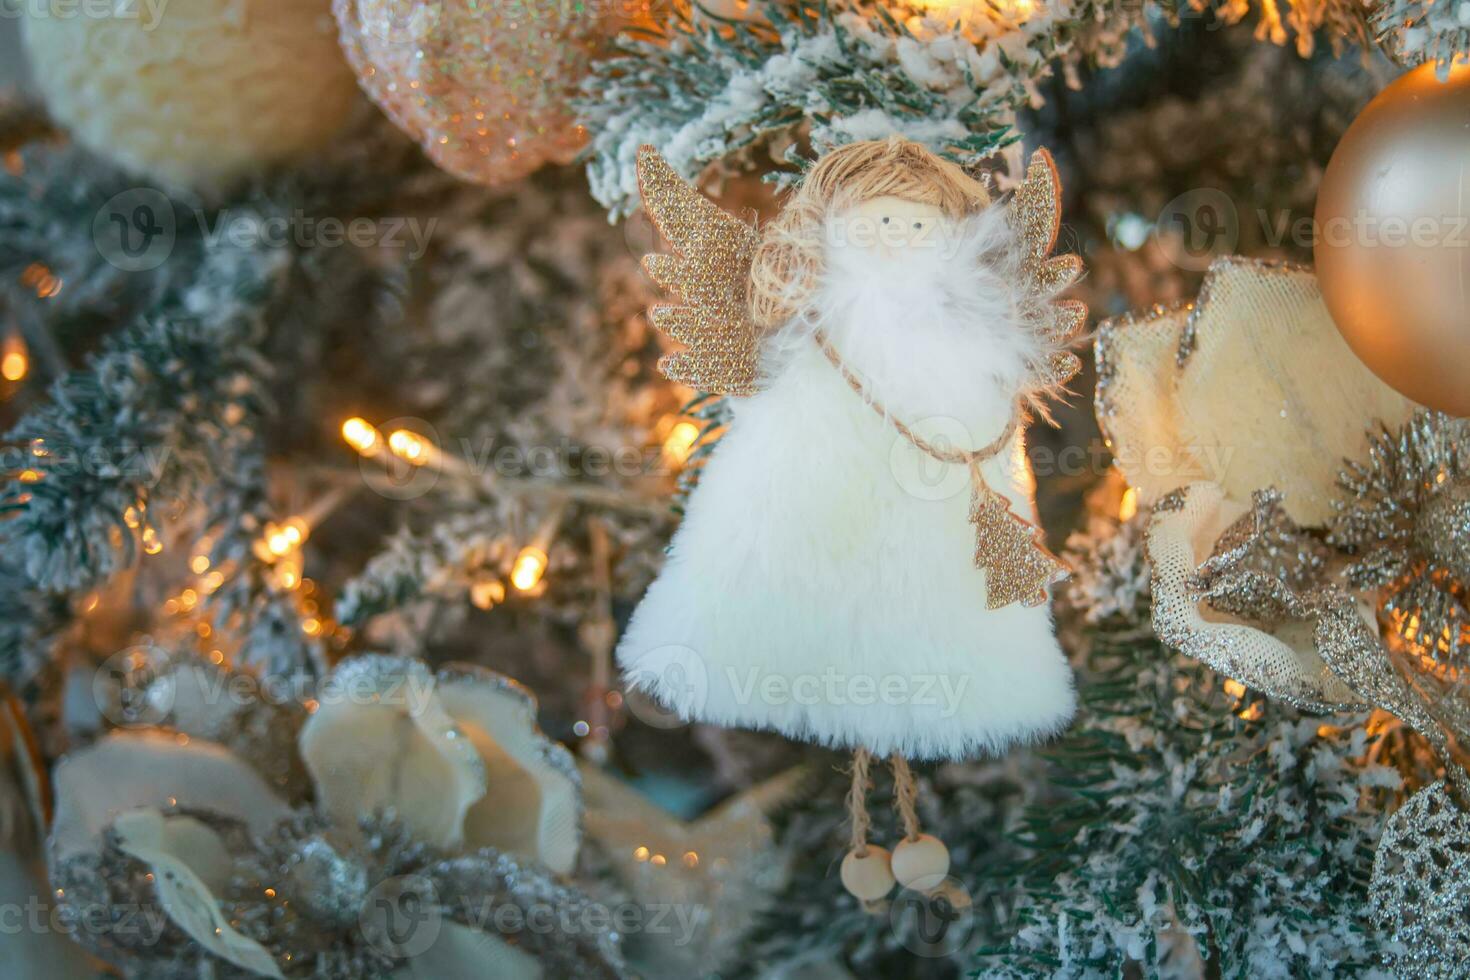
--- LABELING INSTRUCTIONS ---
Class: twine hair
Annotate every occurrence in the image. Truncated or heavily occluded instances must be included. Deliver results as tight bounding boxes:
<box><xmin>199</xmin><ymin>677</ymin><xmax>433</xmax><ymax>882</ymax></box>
<box><xmin>749</xmin><ymin>138</ymin><xmax>992</xmax><ymax>330</ymax></box>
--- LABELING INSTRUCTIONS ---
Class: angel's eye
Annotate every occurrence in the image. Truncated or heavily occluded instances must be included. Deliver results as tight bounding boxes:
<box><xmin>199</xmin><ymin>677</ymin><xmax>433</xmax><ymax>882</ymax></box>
<box><xmin>913</xmin><ymin>222</ymin><xmax>922</xmax><ymax>229</ymax></box>
<box><xmin>881</xmin><ymin>217</ymin><xmax>890</xmax><ymax>224</ymax></box>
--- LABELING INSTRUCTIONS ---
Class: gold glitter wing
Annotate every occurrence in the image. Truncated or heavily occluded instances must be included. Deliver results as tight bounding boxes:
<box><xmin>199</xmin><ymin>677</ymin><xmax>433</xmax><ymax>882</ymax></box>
<box><xmin>1010</xmin><ymin>149</ymin><xmax>1087</xmax><ymax>396</ymax></box>
<box><xmin>950</xmin><ymin>148</ymin><xmax>1080</xmax><ymax>609</ymax></box>
<box><xmin>636</xmin><ymin>146</ymin><xmax>762</xmax><ymax>396</ymax></box>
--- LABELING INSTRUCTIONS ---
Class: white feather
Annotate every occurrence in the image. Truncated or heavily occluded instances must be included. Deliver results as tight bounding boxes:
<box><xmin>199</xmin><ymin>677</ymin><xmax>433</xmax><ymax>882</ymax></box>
<box><xmin>617</xmin><ymin>203</ymin><xmax>1075</xmax><ymax>760</ymax></box>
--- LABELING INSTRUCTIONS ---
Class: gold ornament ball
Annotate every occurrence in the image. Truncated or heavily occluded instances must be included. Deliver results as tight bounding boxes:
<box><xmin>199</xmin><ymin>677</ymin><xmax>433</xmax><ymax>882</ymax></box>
<box><xmin>1314</xmin><ymin>62</ymin><xmax>1470</xmax><ymax>417</ymax></box>
<box><xmin>21</xmin><ymin>0</ymin><xmax>359</xmax><ymax>191</ymax></box>
<box><xmin>840</xmin><ymin>845</ymin><xmax>896</xmax><ymax>901</ymax></box>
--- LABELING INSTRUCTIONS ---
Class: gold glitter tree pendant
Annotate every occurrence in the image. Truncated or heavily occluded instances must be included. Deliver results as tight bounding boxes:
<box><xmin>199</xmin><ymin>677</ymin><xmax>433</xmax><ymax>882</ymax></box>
<box><xmin>970</xmin><ymin>478</ymin><xmax>1068</xmax><ymax>609</ymax></box>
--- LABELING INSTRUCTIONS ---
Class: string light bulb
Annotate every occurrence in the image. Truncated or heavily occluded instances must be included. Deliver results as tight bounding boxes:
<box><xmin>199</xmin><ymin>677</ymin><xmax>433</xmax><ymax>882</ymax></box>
<box><xmin>1</xmin><ymin>334</ymin><xmax>27</xmax><ymax>382</ymax></box>
<box><xmin>387</xmin><ymin>429</ymin><xmax>431</xmax><ymax>466</ymax></box>
<box><xmin>272</xmin><ymin>555</ymin><xmax>303</xmax><ymax>592</ymax></box>
<box><xmin>341</xmin><ymin>417</ymin><xmax>382</xmax><ymax>456</ymax></box>
<box><xmin>1118</xmin><ymin>487</ymin><xmax>1138</xmax><ymax>522</ymax></box>
<box><xmin>20</xmin><ymin>263</ymin><xmax>61</xmax><ymax>299</ymax></box>
<box><xmin>510</xmin><ymin>501</ymin><xmax>568</xmax><ymax>595</ymax></box>
<box><xmin>511</xmin><ymin>547</ymin><xmax>548</xmax><ymax>592</ymax></box>
<box><xmin>470</xmin><ymin>576</ymin><xmax>506</xmax><ymax>610</ymax></box>
<box><xmin>256</xmin><ymin>518</ymin><xmax>309</xmax><ymax>562</ymax></box>
<box><xmin>660</xmin><ymin>419</ymin><xmax>700</xmax><ymax>467</ymax></box>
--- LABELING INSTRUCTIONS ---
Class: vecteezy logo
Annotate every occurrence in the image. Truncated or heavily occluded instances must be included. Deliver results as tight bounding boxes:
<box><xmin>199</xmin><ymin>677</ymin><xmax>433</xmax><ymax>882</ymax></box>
<box><xmin>888</xmin><ymin>875</ymin><xmax>975</xmax><ymax>958</ymax></box>
<box><xmin>93</xmin><ymin>644</ymin><xmax>175</xmax><ymax>728</ymax></box>
<box><xmin>93</xmin><ymin>188</ymin><xmax>177</xmax><ymax>272</ymax></box>
<box><xmin>621</xmin><ymin>644</ymin><xmax>708</xmax><ymax>730</ymax></box>
<box><xmin>360</xmin><ymin>875</ymin><xmax>442</xmax><ymax>959</ymax></box>
<box><xmin>1156</xmin><ymin>189</ymin><xmax>1238</xmax><ymax>272</ymax></box>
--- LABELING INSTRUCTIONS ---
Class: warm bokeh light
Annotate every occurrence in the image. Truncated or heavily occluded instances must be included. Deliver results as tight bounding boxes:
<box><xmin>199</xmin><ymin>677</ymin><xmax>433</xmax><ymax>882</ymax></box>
<box><xmin>908</xmin><ymin>0</ymin><xmax>1035</xmax><ymax>28</ymax></box>
<box><xmin>661</xmin><ymin>420</ymin><xmax>700</xmax><ymax>467</ymax></box>
<box><xmin>255</xmin><ymin>517</ymin><xmax>309</xmax><ymax>566</ymax></box>
<box><xmin>511</xmin><ymin>546</ymin><xmax>548</xmax><ymax>591</ymax></box>
<box><xmin>341</xmin><ymin>417</ymin><xmax>381</xmax><ymax>455</ymax></box>
<box><xmin>1118</xmin><ymin>487</ymin><xmax>1138</xmax><ymax>522</ymax></box>
<box><xmin>273</xmin><ymin>556</ymin><xmax>303</xmax><ymax>592</ymax></box>
<box><xmin>1</xmin><ymin>334</ymin><xmax>28</xmax><ymax>382</ymax></box>
<box><xmin>388</xmin><ymin>429</ymin><xmax>430</xmax><ymax>466</ymax></box>
<box><xmin>470</xmin><ymin>576</ymin><xmax>506</xmax><ymax>610</ymax></box>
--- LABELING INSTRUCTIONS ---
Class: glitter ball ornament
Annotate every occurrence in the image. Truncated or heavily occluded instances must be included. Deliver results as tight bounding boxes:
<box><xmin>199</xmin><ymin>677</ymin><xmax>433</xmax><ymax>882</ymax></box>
<box><xmin>21</xmin><ymin>0</ymin><xmax>359</xmax><ymax>190</ymax></box>
<box><xmin>334</xmin><ymin>0</ymin><xmax>609</xmax><ymax>186</ymax></box>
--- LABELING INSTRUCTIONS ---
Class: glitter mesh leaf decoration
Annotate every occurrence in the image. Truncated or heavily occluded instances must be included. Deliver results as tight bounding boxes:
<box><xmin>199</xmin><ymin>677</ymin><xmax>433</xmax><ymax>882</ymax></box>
<box><xmin>113</xmin><ymin>809</ymin><xmax>286</xmax><ymax>979</ymax></box>
<box><xmin>636</xmin><ymin>145</ymin><xmax>762</xmax><ymax>396</ymax></box>
<box><xmin>581</xmin><ymin>762</ymin><xmax>802</xmax><ymax>976</ymax></box>
<box><xmin>1330</xmin><ymin>412</ymin><xmax>1470</xmax><ymax>667</ymax></box>
<box><xmin>1371</xmin><ymin>781</ymin><xmax>1470</xmax><ymax>977</ymax></box>
<box><xmin>1145</xmin><ymin>482</ymin><xmax>1365</xmax><ymax>711</ymax></box>
<box><xmin>1097</xmin><ymin>258</ymin><xmax>1420</xmax><ymax>525</ymax></box>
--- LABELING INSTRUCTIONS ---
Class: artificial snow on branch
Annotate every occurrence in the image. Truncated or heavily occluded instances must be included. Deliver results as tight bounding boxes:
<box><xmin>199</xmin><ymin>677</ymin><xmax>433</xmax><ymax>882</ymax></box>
<box><xmin>1373</xmin><ymin>0</ymin><xmax>1470</xmax><ymax>76</ymax></box>
<box><xmin>581</xmin><ymin>0</ymin><xmax>1059</xmax><ymax>216</ymax></box>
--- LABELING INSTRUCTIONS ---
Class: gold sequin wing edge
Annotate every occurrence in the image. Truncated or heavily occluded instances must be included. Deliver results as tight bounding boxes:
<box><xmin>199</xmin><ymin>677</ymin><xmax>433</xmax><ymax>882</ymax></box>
<box><xmin>636</xmin><ymin>145</ymin><xmax>763</xmax><ymax>397</ymax></box>
<box><xmin>1010</xmin><ymin>149</ymin><xmax>1087</xmax><ymax>396</ymax></box>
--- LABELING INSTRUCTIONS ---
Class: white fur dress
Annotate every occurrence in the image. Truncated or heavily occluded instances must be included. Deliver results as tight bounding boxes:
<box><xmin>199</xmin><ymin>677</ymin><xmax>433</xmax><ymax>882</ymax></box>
<box><xmin>616</xmin><ymin>205</ymin><xmax>1076</xmax><ymax>760</ymax></box>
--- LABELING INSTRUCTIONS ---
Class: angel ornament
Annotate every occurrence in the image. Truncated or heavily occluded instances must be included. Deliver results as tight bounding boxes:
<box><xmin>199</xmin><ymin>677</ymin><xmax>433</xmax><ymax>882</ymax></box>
<box><xmin>618</xmin><ymin>140</ymin><xmax>1086</xmax><ymax>901</ymax></box>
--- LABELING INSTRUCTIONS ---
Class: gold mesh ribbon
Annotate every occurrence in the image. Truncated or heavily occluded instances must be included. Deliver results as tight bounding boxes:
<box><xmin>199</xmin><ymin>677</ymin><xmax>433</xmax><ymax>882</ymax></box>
<box><xmin>814</xmin><ymin>332</ymin><xmax>1067</xmax><ymax>610</ymax></box>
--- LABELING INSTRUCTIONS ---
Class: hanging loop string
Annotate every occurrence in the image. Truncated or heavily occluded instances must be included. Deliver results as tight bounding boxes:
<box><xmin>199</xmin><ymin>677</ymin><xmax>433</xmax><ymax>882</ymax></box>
<box><xmin>846</xmin><ymin>747</ymin><xmax>875</xmax><ymax>854</ymax></box>
<box><xmin>813</xmin><ymin>330</ymin><xmax>1019</xmax><ymax>467</ymax></box>
<box><xmin>890</xmin><ymin>753</ymin><xmax>923</xmax><ymax>842</ymax></box>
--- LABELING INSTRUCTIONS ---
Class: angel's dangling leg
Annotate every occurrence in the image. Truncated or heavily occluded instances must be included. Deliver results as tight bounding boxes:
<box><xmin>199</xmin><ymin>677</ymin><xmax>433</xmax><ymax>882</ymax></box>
<box><xmin>888</xmin><ymin>752</ymin><xmax>951</xmax><ymax>891</ymax></box>
<box><xmin>839</xmin><ymin>746</ymin><xmax>895</xmax><ymax>904</ymax></box>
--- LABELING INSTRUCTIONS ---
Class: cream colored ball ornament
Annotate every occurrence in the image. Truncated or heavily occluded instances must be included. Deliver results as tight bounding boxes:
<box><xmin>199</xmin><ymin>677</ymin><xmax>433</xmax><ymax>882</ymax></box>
<box><xmin>21</xmin><ymin>0</ymin><xmax>359</xmax><ymax>190</ymax></box>
<box><xmin>840</xmin><ymin>845</ymin><xmax>896</xmax><ymax>902</ymax></box>
<box><xmin>890</xmin><ymin>833</ymin><xmax>951</xmax><ymax>889</ymax></box>
<box><xmin>1314</xmin><ymin>61</ymin><xmax>1470</xmax><ymax>416</ymax></box>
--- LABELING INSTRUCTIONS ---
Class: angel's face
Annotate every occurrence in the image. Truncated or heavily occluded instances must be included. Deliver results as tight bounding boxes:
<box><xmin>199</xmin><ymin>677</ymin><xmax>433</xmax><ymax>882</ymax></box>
<box><xmin>836</xmin><ymin>195</ymin><xmax>952</xmax><ymax>258</ymax></box>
